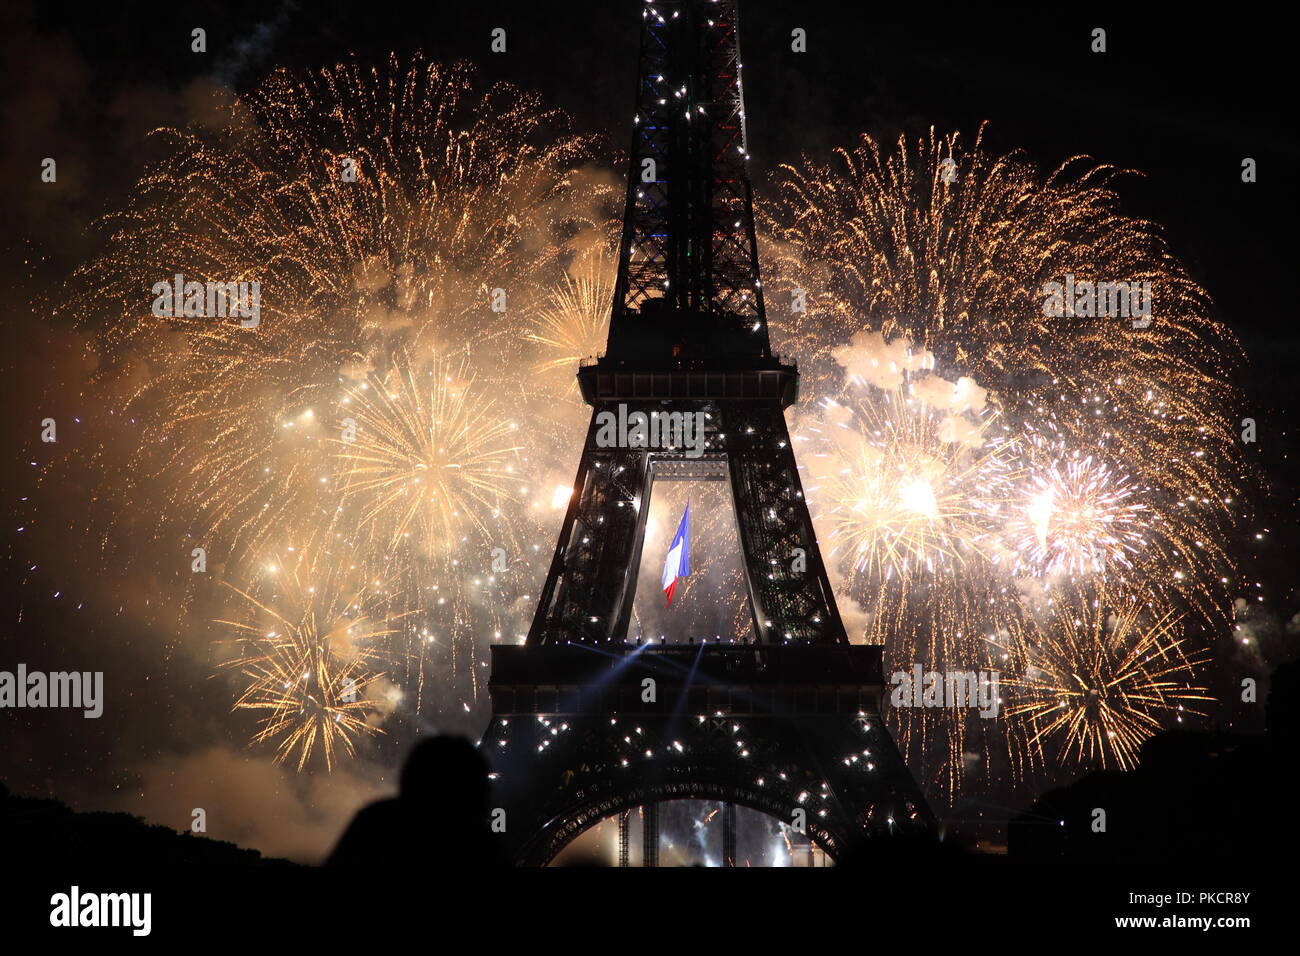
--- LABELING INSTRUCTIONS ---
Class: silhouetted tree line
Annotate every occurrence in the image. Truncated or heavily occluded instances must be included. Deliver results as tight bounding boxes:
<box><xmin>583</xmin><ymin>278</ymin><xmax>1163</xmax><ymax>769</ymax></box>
<box><xmin>0</xmin><ymin>781</ymin><xmax>295</xmax><ymax>867</ymax></box>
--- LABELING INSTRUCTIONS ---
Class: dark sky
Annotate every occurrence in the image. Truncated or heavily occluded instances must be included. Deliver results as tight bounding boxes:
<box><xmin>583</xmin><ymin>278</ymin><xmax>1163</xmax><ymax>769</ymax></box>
<box><xmin>1</xmin><ymin>0</ymin><xmax>1296</xmax><ymax>859</ymax></box>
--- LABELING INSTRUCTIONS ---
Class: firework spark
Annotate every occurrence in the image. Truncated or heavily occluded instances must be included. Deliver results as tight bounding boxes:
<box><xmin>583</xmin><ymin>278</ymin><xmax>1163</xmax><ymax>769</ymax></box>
<box><xmin>761</xmin><ymin>128</ymin><xmax>1244</xmax><ymax>793</ymax></box>
<box><xmin>1007</xmin><ymin>451</ymin><xmax>1147</xmax><ymax>579</ymax></box>
<box><xmin>1000</xmin><ymin>589</ymin><xmax>1211</xmax><ymax>770</ymax></box>
<box><xmin>333</xmin><ymin>350</ymin><xmax>526</xmax><ymax>561</ymax></box>
<box><xmin>216</xmin><ymin>544</ymin><xmax>413</xmax><ymax>770</ymax></box>
<box><xmin>60</xmin><ymin>52</ymin><xmax>1245</xmax><ymax>796</ymax></box>
<box><xmin>525</xmin><ymin>244</ymin><xmax>617</xmax><ymax>382</ymax></box>
<box><xmin>71</xmin><ymin>53</ymin><xmax>615</xmax><ymax>563</ymax></box>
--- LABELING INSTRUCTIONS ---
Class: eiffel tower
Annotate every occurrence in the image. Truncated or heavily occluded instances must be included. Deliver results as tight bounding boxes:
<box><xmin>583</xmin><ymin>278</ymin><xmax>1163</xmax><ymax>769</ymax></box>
<box><xmin>482</xmin><ymin>0</ymin><xmax>933</xmax><ymax>866</ymax></box>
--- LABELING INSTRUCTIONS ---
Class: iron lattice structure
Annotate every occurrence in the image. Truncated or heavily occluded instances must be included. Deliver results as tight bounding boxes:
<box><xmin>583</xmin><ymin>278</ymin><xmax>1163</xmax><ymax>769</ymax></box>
<box><xmin>609</xmin><ymin>0</ymin><xmax>768</xmax><ymax>349</ymax></box>
<box><xmin>483</xmin><ymin>0</ymin><xmax>933</xmax><ymax>865</ymax></box>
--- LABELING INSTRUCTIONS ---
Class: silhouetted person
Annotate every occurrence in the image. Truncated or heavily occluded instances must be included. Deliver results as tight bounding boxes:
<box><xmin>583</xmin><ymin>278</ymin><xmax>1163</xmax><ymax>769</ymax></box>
<box><xmin>327</xmin><ymin>735</ymin><xmax>504</xmax><ymax>869</ymax></box>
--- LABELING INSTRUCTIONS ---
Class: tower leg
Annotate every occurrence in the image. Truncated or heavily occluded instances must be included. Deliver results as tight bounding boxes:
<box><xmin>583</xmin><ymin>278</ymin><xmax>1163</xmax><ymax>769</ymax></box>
<box><xmin>642</xmin><ymin>803</ymin><xmax>659</xmax><ymax>868</ymax></box>
<box><xmin>723</xmin><ymin>802</ymin><xmax>737</xmax><ymax>867</ymax></box>
<box><xmin>526</xmin><ymin>413</ymin><xmax>652</xmax><ymax>645</ymax></box>
<box><xmin>727</xmin><ymin>404</ymin><xmax>850</xmax><ymax>644</ymax></box>
<box><xmin>618</xmin><ymin>810</ymin><xmax>630</xmax><ymax>868</ymax></box>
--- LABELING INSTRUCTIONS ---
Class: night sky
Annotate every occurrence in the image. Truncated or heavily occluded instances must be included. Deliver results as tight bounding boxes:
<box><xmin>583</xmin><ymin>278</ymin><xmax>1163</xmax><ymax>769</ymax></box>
<box><xmin>2</xmin><ymin>1</ymin><xmax>1296</xmax><ymax>862</ymax></box>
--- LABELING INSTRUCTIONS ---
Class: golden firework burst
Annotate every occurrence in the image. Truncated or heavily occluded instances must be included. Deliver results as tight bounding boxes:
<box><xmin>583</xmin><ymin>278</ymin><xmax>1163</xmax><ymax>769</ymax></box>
<box><xmin>526</xmin><ymin>244</ymin><xmax>617</xmax><ymax>382</ymax></box>
<box><xmin>1007</xmin><ymin>450</ymin><xmax>1148</xmax><ymax>579</ymax></box>
<box><xmin>216</xmin><ymin>544</ymin><xmax>413</xmax><ymax>770</ymax></box>
<box><xmin>1001</xmin><ymin>589</ymin><xmax>1211</xmax><ymax>771</ymax></box>
<box><xmin>332</xmin><ymin>350</ymin><xmax>525</xmax><ymax>562</ymax></box>
<box><xmin>70</xmin><ymin>53</ymin><xmax>615</xmax><ymax>562</ymax></box>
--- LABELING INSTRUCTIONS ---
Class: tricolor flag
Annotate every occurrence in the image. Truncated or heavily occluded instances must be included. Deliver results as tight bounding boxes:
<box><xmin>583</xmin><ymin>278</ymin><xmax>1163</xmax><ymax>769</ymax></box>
<box><xmin>661</xmin><ymin>503</ymin><xmax>691</xmax><ymax>606</ymax></box>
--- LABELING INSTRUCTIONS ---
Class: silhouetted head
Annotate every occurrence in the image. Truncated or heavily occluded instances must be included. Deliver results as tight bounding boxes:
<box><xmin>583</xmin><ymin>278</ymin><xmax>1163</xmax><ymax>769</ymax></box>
<box><xmin>399</xmin><ymin>735</ymin><xmax>490</xmax><ymax>813</ymax></box>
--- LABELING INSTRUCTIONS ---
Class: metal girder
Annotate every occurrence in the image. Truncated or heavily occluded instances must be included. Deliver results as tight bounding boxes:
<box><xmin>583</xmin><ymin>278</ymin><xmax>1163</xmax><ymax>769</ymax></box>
<box><xmin>610</xmin><ymin>0</ymin><xmax>768</xmax><ymax>356</ymax></box>
<box><xmin>525</xmin><ymin>398</ymin><xmax>846</xmax><ymax>647</ymax></box>
<box><xmin>483</xmin><ymin>646</ymin><xmax>935</xmax><ymax>865</ymax></box>
<box><xmin>483</xmin><ymin>687</ymin><xmax>933</xmax><ymax>865</ymax></box>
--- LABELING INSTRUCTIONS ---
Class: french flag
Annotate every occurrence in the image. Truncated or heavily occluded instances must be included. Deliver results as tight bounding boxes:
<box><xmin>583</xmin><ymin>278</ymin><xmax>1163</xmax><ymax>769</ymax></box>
<box><xmin>661</xmin><ymin>503</ymin><xmax>691</xmax><ymax>606</ymax></box>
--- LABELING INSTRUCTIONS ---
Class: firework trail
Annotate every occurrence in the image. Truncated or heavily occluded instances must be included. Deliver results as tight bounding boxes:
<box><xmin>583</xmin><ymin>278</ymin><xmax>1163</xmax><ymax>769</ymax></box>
<box><xmin>761</xmin><ymin>128</ymin><xmax>1245</xmax><ymax>794</ymax></box>
<box><xmin>796</xmin><ymin>340</ymin><xmax>1021</xmax><ymax>792</ymax></box>
<box><xmin>56</xmin><ymin>55</ymin><xmax>616</xmax><ymax>763</ymax></box>
<box><xmin>1007</xmin><ymin>448</ymin><xmax>1147</xmax><ymax>579</ymax></box>
<box><xmin>58</xmin><ymin>45</ymin><xmax>1245</xmax><ymax>795</ymax></box>
<box><xmin>525</xmin><ymin>243</ymin><xmax>618</xmax><ymax>385</ymax></box>
<box><xmin>69</xmin><ymin>53</ymin><xmax>616</xmax><ymax>563</ymax></box>
<box><xmin>761</xmin><ymin>126</ymin><xmax>1242</xmax><ymax>619</ymax></box>
<box><xmin>998</xmin><ymin>585</ymin><xmax>1211</xmax><ymax>771</ymax></box>
<box><xmin>215</xmin><ymin>540</ymin><xmax>415</xmax><ymax>771</ymax></box>
<box><xmin>333</xmin><ymin>349</ymin><xmax>526</xmax><ymax>561</ymax></box>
